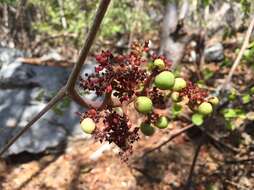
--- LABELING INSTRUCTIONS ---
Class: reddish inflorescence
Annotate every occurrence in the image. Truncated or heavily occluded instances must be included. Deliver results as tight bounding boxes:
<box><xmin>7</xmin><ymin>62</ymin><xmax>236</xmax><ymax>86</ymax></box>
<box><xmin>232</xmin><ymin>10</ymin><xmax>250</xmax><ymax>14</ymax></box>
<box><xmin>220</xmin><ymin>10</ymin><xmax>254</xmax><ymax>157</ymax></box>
<box><xmin>95</xmin><ymin>111</ymin><xmax>139</xmax><ymax>152</ymax></box>
<box><xmin>148</xmin><ymin>87</ymin><xmax>168</xmax><ymax>109</ymax></box>
<box><xmin>78</xmin><ymin>41</ymin><xmax>215</xmax><ymax>160</ymax></box>
<box><xmin>80</xmin><ymin>43</ymin><xmax>149</xmax><ymax>100</ymax></box>
<box><xmin>180</xmin><ymin>82</ymin><xmax>208</xmax><ymax>104</ymax></box>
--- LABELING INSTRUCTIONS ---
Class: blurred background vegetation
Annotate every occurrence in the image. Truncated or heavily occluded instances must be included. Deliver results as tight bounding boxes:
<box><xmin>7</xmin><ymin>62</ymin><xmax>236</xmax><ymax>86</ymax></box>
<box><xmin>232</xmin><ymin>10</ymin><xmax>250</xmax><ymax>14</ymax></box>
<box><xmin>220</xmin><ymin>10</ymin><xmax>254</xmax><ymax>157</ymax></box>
<box><xmin>0</xmin><ymin>0</ymin><xmax>254</xmax><ymax>189</ymax></box>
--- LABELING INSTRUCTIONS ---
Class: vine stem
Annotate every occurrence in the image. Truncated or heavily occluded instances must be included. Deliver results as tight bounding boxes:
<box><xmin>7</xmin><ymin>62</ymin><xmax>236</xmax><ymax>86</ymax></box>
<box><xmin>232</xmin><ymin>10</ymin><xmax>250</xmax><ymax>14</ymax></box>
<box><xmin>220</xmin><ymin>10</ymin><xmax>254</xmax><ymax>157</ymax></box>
<box><xmin>0</xmin><ymin>0</ymin><xmax>111</xmax><ymax>157</ymax></box>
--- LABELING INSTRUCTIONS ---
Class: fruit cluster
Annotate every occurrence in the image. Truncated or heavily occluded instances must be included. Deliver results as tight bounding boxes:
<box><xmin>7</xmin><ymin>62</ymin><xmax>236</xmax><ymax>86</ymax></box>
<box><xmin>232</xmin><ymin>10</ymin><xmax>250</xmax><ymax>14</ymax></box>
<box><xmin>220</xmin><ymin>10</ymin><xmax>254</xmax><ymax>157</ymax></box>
<box><xmin>79</xmin><ymin>41</ymin><xmax>219</xmax><ymax>158</ymax></box>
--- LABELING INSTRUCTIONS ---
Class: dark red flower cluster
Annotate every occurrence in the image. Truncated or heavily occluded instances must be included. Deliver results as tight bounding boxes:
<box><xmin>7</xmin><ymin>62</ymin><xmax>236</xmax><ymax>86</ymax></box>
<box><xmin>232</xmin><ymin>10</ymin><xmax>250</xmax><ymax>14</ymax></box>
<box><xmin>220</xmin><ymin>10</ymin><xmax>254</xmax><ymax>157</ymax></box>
<box><xmin>78</xmin><ymin>41</ymin><xmax>215</xmax><ymax>161</ymax></box>
<box><xmin>80</xmin><ymin>42</ymin><xmax>149</xmax><ymax>98</ymax></box>
<box><xmin>95</xmin><ymin>111</ymin><xmax>139</xmax><ymax>154</ymax></box>
<box><xmin>78</xmin><ymin>108</ymin><xmax>100</xmax><ymax>123</ymax></box>
<box><xmin>180</xmin><ymin>82</ymin><xmax>208</xmax><ymax>104</ymax></box>
<box><xmin>148</xmin><ymin>87</ymin><xmax>168</xmax><ymax>109</ymax></box>
<box><xmin>147</xmin><ymin>112</ymin><xmax>160</xmax><ymax>124</ymax></box>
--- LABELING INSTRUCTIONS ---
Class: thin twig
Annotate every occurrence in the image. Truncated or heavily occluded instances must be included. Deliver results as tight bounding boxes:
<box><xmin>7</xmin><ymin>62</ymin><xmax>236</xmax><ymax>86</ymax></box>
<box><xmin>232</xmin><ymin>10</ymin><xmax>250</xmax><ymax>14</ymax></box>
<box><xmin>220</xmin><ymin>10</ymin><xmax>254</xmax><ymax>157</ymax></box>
<box><xmin>179</xmin><ymin>116</ymin><xmax>239</xmax><ymax>154</ymax></box>
<box><xmin>198</xmin><ymin>127</ymin><xmax>239</xmax><ymax>154</ymax></box>
<box><xmin>225</xmin><ymin>179</ymin><xmax>251</xmax><ymax>190</ymax></box>
<box><xmin>142</xmin><ymin>124</ymin><xmax>194</xmax><ymax>156</ymax></box>
<box><xmin>225</xmin><ymin>158</ymin><xmax>254</xmax><ymax>164</ymax></box>
<box><xmin>221</xmin><ymin>15</ymin><xmax>254</xmax><ymax>91</ymax></box>
<box><xmin>183</xmin><ymin>134</ymin><xmax>205</xmax><ymax>190</ymax></box>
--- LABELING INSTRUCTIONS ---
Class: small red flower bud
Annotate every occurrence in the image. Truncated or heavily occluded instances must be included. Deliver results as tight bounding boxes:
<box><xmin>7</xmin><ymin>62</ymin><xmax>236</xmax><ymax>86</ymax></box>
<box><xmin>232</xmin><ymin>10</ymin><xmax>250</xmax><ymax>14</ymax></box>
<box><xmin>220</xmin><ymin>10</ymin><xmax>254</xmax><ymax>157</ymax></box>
<box><xmin>105</xmin><ymin>85</ymin><xmax>113</xmax><ymax>93</ymax></box>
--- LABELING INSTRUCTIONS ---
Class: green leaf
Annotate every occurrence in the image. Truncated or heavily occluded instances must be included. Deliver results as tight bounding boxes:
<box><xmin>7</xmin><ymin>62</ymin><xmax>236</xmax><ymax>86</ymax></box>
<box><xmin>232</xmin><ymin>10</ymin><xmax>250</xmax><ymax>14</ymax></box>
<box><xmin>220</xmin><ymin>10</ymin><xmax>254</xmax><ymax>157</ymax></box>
<box><xmin>220</xmin><ymin>58</ymin><xmax>232</xmax><ymax>68</ymax></box>
<box><xmin>191</xmin><ymin>113</ymin><xmax>204</xmax><ymax>126</ymax></box>
<box><xmin>202</xmin><ymin>68</ymin><xmax>214</xmax><ymax>80</ymax></box>
<box><xmin>241</xmin><ymin>94</ymin><xmax>251</xmax><ymax>104</ymax></box>
<box><xmin>222</xmin><ymin>108</ymin><xmax>246</xmax><ymax>119</ymax></box>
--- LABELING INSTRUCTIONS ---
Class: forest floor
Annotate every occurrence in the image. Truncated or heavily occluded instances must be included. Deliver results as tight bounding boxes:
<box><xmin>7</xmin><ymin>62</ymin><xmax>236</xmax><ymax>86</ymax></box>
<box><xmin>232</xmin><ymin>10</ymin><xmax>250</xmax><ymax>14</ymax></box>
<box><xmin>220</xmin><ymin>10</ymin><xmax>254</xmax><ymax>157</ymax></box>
<box><xmin>0</xmin><ymin>121</ymin><xmax>253</xmax><ymax>190</ymax></box>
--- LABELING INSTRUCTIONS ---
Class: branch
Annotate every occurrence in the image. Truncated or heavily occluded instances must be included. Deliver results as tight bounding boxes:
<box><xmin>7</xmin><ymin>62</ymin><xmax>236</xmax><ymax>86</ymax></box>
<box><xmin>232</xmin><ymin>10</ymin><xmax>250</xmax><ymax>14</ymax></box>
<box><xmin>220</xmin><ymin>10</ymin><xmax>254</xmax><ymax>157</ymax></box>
<box><xmin>66</xmin><ymin>0</ymin><xmax>111</xmax><ymax>92</ymax></box>
<box><xmin>65</xmin><ymin>0</ymin><xmax>111</xmax><ymax>108</ymax></box>
<box><xmin>183</xmin><ymin>134</ymin><xmax>205</xmax><ymax>190</ymax></box>
<box><xmin>221</xmin><ymin>15</ymin><xmax>254</xmax><ymax>91</ymax></box>
<box><xmin>0</xmin><ymin>88</ymin><xmax>66</xmax><ymax>157</ymax></box>
<box><xmin>142</xmin><ymin>124</ymin><xmax>194</xmax><ymax>157</ymax></box>
<box><xmin>0</xmin><ymin>0</ymin><xmax>112</xmax><ymax>157</ymax></box>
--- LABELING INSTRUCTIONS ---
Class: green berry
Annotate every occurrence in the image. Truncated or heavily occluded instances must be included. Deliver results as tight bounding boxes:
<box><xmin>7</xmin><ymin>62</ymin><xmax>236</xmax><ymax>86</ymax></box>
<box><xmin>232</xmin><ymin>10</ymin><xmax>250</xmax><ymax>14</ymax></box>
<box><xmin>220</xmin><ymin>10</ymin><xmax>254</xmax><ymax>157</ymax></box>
<box><xmin>171</xmin><ymin>91</ymin><xmax>181</xmax><ymax>102</ymax></box>
<box><xmin>198</xmin><ymin>102</ymin><xmax>213</xmax><ymax>115</ymax></box>
<box><xmin>172</xmin><ymin>78</ymin><xmax>187</xmax><ymax>91</ymax></box>
<box><xmin>191</xmin><ymin>113</ymin><xmax>204</xmax><ymax>126</ymax></box>
<box><xmin>153</xmin><ymin>58</ymin><xmax>165</xmax><ymax>70</ymax></box>
<box><xmin>208</xmin><ymin>97</ymin><xmax>219</xmax><ymax>106</ymax></box>
<box><xmin>250</xmin><ymin>86</ymin><xmax>254</xmax><ymax>95</ymax></box>
<box><xmin>134</xmin><ymin>96</ymin><xmax>153</xmax><ymax>114</ymax></box>
<box><xmin>80</xmin><ymin>118</ymin><xmax>96</xmax><ymax>134</ymax></box>
<box><xmin>140</xmin><ymin>123</ymin><xmax>155</xmax><ymax>136</ymax></box>
<box><xmin>155</xmin><ymin>116</ymin><xmax>169</xmax><ymax>129</ymax></box>
<box><xmin>154</xmin><ymin>71</ymin><xmax>175</xmax><ymax>90</ymax></box>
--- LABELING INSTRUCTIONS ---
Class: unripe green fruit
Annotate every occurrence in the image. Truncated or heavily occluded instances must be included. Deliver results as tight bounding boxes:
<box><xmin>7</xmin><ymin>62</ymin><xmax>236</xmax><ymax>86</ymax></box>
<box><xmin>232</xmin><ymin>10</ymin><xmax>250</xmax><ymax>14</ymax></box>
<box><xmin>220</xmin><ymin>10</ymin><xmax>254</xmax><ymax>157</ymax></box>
<box><xmin>154</xmin><ymin>71</ymin><xmax>175</xmax><ymax>90</ymax></box>
<box><xmin>198</xmin><ymin>102</ymin><xmax>213</xmax><ymax>115</ymax></box>
<box><xmin>134</xmin><ymin>96</ymin><xmax>153</xmax><ymax>114</ymax></box>
<box><xmin>153</xmin><ymin>58</ymin><xmax>165</xmax><ymax>70</ymax></box>
<box><xmin>208</xmin><ymin>97</ymin><xmax>219</xmax><ymax>106</ymax></box>
<box><xmin>191</xmin><ymin>113</ymin><xmax>204</xmax><ymax>126</ymax></box>
<box><xmin>172</xmin><ymin>78</ymin><xmax>187</xmax><ymax>91</ymax></box>
<box><xmin>155</xmin><ymin>116</ymin><xmax>169</xmax><ymax>129</ymax></box>
<box><xmin>140</xmin><ymin>123</ymin><xmax>155</xmax><ymax>136</ymax></box>
<box><xmin>250</xmin><ymin>86</ymin><xmax>254</xmax><ymax>95</ymax></box>
<box><xmin>80</xmin><ymin>118</ymin><xmax>96</xmax><ymax>134</ymax></box>
<box><xmin>171</xmin><ymin>91</ymin><xmax>181</xmax><ymax>102</ymax></box>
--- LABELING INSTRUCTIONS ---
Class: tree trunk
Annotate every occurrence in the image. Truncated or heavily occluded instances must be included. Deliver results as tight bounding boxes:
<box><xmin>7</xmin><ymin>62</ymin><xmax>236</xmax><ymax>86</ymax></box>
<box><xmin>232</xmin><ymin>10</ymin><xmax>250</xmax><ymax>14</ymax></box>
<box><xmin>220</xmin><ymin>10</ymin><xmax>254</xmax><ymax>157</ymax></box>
<box><xmin>159</xmin><ymin>1</ymin><xmax>189</xmax><ymax>69</ymax></box>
